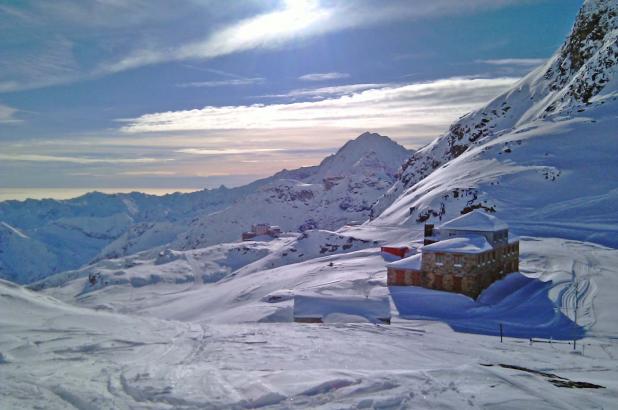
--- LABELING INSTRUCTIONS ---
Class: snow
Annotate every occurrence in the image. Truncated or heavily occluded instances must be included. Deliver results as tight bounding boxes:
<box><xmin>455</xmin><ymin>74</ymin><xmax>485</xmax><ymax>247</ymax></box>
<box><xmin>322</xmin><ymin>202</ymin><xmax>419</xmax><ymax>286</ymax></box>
<box><xmin>2</xmin><ymin>2</ymin><xmax>618</xmax><ymax>408</ymax></box>
<box><xmin>370</xmin><ymin>0</ymin><xmax>618</xmax><ymax>248</ymax></box>
<box><xmin>439</xmin><ymin>210</ymin><xmax>508</xmax><ymax>232</ymax></box>
<box><xmin>314</xmin><ymin>131</ymin><xmax>411</xmax><ymax>180</ymax></box>
<box><xmin>0</xmin><ymin>221</ymin><xmax>29</xmax><ymax>239</ymax></box>
<box><xmin>386</xmin><ymin>253</ymin><xmax>422</xmax><ymax>270</ymax></box>
<box><xmin>422</xmin><ymin>236</ymin><xmax>494</xmax><ymax>254</ymax></box>
<box><xmin>293</xmin><ymin>292</ymin><xmax>391</xmax><ymax>323</ymax></box>
<box><xmin>3</xmin><ymin>239</ymin><xmax>618</xmax><ymax>409</ymax></box>
<box><xmin>0</xmin><ymin>132</ymin><xmax>409</xmax><ymax>284</ymax></box>
<box><xmin>173</xmin><ymin>132</ymin><xmax>410</xmax><ymax>252</ymax></box>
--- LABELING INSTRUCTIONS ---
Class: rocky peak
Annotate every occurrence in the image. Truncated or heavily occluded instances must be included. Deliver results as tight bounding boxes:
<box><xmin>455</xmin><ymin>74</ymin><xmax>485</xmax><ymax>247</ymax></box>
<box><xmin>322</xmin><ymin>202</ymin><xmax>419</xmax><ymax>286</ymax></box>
<box><xmin>316</xmin><ymin>132</ymin><xmax>411</xmax><ymax>179</ymax></box>
<box><xmin>371</xmin><ymin>0</ymin><xmax>618</xmax><ymax>217</ymax></box>
<box><xmin>543</xmin><ymin>0</ymin><xmax>617</xmax><ymax>104</ymax></box>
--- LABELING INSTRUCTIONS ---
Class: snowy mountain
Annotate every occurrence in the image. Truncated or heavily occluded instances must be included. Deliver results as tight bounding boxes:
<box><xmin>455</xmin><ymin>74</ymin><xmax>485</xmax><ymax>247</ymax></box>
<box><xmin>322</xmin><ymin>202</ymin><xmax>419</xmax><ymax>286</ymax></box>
<box><xmin>4</xmin><ymin>2</ymin><xmax>618</xmax><ymax>407</ymax></box>
<box><xmin>170</xmin><ymin>132</ymin><xmax>411</xmax><ymax>250</ymax></box>
<box><xmin>371</xmin><ymin>0</ymin><xmax>618</xmax><ymax>247</ymax></box>
<box><xmin>0</xmin><ymin>187</ymin><xmax>258</xmax><ymax>283</ymax></box>
<box><xmin>0</xmin><ymin>132</ymin><xmax>410</xmax><ymax>283</ymax></box>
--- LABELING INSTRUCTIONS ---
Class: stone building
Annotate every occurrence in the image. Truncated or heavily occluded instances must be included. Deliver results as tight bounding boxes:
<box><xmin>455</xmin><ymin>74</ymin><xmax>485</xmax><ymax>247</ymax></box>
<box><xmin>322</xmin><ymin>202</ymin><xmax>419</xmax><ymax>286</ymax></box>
<box><xmin>386</xmin><ymin>211</ymin><xmax>519</xmax><ymax>299</ymax></box>
<box><xmin>241</xmin><ymin>223</ymin><xmax>282</xmax><ymax>241</ymax></box>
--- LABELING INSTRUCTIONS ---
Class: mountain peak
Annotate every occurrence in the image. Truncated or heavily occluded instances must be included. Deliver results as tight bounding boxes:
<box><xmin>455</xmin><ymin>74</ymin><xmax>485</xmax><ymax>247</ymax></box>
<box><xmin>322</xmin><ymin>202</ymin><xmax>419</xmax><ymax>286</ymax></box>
<box><xmin>357</xmin><ymin>131</ymin><xmax>385</xmax><ymax>140</ymax></box>
<box><xmin>316</xmin><ymin>132</ymin><xmax>411</xmax><ymax>179</ymax></box>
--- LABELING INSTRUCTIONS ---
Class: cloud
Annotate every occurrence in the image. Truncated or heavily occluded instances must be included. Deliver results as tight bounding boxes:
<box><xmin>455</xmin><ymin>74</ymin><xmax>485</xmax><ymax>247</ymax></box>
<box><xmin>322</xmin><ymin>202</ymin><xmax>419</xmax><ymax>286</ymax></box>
<box><xmin>178</xmin><ymin>77</ymin><xmax>264</xmax><ymax>88</ymax></box>
<box><xmin>0</xmin><ymin>104</ymin><xmax>22</xmax><ymax>124</ymax></box>
<box><xmin>0</xmin><ymin>36</ymin><xmax>81</xmax><ymax>93</ymax></box>
<box><xmin>262</xmin><ymin>83</ymin><xmax>388</xmax><ymax>99</ymax></box>
<box><xmin>0</xmin><ymin>153</ymin><xmax>173</xmax><ymax>164</ymax></box>
<box><xmin>101</xmin><ymin>1</ymin><xmax>332</xmax><ymax>74</ymax></box>
<box><xmin>1</xmin><ymin>0</ymin><xmax>524</xmax><ymax>91</ymax></box>
<box><xmin>120</xmin><ymin>76</ymin><xmax>519</xmax><ymax>134</ymax></box>
<box><xmin>177</xmin><ymin>148</ymin><xmax>285</xmax><ymax>155</ymax></box>
<box><xmin>477</xmin><ymin>58</ymin><xmax>547</xmax><ymax>67</ymax></box>
<box><xmin>118</xmin><ymin>170</ymin><xmax>177</xmax><ymax>176</ymax></box>
<box><xmin>100</xmin><ymin>0</ymin><xmax>522</xmax><ymax>75</ymax></box>
<box><xmin>298</xmin><ymin>72</ymin><xmax>350</xmax><ymax>81</ymax></box>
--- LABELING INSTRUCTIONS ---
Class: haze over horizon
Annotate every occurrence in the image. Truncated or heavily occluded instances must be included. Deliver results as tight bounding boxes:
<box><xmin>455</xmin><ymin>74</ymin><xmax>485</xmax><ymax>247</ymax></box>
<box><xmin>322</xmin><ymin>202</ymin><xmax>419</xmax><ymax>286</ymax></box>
<box><xmin>0</xmin><ymin>0</ymin><xmax>581</xmax><ymax>200</ymax></box>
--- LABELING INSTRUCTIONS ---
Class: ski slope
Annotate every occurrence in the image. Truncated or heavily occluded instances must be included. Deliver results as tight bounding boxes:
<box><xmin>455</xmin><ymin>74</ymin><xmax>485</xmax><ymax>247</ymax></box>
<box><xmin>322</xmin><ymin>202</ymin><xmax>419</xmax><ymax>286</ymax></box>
<box><xmin>2</xmin><ymin>274</ymin><xmax>618</xmax><ymax>409</ymax></box>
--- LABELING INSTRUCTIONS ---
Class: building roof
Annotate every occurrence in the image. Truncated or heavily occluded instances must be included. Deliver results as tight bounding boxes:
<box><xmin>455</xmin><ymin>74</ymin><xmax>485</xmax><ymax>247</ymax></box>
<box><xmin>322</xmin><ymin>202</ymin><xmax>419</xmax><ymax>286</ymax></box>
<box><xmin>386</xmin><ymin>253</ymin><xmax>422</xmax><ymax>271</ymax></box>
<box><xmin>439</xmin><ymin>210</ymin><xmax>508</xmax><ymax>232</ymax></box>
<box><xmin>422</xmin><ymin>236</ymin><xmax>493</xmax><ymax>254</ymax></box>
<box><xmin>293</xmin><ymin>292</ymin><xmax>391</xmax><ymax>321</ymax></box>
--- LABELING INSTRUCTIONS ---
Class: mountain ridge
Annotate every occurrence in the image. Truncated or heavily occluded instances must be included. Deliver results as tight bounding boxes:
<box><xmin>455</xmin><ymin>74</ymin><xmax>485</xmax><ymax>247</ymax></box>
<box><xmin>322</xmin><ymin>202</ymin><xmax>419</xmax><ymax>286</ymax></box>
<box><xmin>369</xmin><ymin>0</ymin><xmax>618</xmax><ymax>247</ymax></box>
<box><xmin>1</xmin><ymin>132</ymin><xmax>411</xmax><ymax>283</ymax></box>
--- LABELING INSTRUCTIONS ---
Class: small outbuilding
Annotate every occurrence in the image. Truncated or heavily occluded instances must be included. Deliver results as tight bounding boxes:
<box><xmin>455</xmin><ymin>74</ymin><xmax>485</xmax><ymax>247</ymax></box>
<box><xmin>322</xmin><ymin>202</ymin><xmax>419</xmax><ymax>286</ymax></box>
<box><xmin>380</xmin><ymin>246</ymin><xmax>410</xmax><ymax>259</ymax></box>
<box><xmin>293</xmin><ymin>292</ymin><xmax>391</xmax><ymax>324</ymax></box>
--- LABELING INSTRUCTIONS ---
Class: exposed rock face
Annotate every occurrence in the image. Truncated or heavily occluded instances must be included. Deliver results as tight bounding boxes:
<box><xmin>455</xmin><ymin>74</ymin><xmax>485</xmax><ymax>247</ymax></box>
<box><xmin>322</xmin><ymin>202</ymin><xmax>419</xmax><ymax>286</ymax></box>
<box><xmin>371</xmin><ymin>0</ymin><xmax>618</xmax><ymax>219</ymax></box>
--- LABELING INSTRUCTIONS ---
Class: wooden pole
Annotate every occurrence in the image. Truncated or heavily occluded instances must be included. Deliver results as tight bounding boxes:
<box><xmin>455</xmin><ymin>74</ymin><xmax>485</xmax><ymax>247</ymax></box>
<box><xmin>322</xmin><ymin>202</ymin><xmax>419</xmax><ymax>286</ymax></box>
<box><xmin>573</xmin><ymin>278</ymin><xmax>578</xmax><ymax>351</ymax></box>
<box><xmin>500</xmin><ymin>323</ymin><xmax>503</xmax><ymax>343</ymax></box>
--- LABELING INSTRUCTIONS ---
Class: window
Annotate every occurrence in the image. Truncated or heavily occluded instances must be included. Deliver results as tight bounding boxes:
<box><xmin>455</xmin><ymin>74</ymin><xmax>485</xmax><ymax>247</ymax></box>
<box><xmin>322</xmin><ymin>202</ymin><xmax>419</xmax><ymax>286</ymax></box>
<box><xmin>454</xmin><ymin>255</ymin><xmax>463</xmax><ymax>267</ymax></box>
<box><xmin>436</xmin><ymin>254</ymin><xmax>444</xmax><ymax>265</ymax></box>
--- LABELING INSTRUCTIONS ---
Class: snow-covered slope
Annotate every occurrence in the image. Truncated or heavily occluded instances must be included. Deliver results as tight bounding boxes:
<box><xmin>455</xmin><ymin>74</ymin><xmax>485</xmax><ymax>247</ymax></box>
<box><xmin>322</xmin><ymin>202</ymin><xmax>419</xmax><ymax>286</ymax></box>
<box><xmin>4</xmin><ymin>2</ymin><xmax>618</xmax><ymax>407</ymax></box>
<box><xmin>173</xmin><ymin>132</ymin><xmax>410</xmax><ymax>250</ymax></box>
<box><xmin>0</xmin><ymin>132</ymin><xmax>410</xmax><ymax>283</ymax></box>
<box><xmin>0</xmin><ymin>222</ymin><xmax>58</xmax><ymax>283</ymax></box>
<box><xmin>5</xmin><ymin>274</ymin><xmax>618</xmax><ymax>409</ymax></box>
<box><xmin>371</xmin><ymin>0</ymin><xmax>618</xmax><ymax>247</ymax></box>
<box><xmin>0</xmin><ymin>187</ymin><xmax>257</xmax><ymax>283</ymax></box>
<box><xmin>32</xmin><ymin>230</ymin><xmax>379</xmax><ymax>300</ymax></box>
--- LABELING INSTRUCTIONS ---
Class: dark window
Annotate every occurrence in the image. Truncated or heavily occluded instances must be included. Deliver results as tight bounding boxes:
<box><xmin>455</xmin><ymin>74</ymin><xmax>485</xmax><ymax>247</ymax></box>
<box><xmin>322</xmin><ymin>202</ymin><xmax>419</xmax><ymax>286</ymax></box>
<box><xmin>454</xmin><ymin>255</ymin><xmax>463</xmax><ymax>266</ymax></box>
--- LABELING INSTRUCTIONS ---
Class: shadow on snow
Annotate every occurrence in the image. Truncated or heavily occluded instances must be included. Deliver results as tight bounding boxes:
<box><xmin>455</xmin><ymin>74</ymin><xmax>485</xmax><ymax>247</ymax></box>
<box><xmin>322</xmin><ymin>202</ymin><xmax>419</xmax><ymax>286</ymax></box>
<box><xmin>390</xmin><ymin>272</ymin><xmax>585</xmax><ymax>340</ymax></box>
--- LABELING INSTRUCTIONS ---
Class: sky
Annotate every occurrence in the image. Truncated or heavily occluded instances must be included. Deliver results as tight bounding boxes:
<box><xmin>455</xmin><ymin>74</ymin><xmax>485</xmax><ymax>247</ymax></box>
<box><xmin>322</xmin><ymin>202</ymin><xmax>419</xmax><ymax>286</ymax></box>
<box><xmin>0</xmin><ymin>0</ymin><xmax>582</xmax><ymax>200</ymax></box>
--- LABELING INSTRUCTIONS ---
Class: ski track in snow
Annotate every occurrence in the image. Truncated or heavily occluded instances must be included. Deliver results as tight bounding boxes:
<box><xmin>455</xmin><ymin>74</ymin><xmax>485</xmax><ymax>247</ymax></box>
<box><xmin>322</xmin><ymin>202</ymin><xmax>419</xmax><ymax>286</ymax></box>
<box><xmin>4</xmin><ymin>1</ymin><xmax>618</xmax><ymax>407</ymax></box>
<box><xmin>3</xmin><ymin>236</ymin><xmax>618</xmax><ymax>408</ymax></box>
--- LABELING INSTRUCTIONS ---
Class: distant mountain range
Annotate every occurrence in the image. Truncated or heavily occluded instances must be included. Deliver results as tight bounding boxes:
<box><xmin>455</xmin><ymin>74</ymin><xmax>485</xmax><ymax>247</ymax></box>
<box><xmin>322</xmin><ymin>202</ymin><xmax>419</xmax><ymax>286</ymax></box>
<box><xmin>0</xmin><ymin>132</ymin><xmax>411</xmax><ymax>283</ymax></box>
<box><xmin>4</xmin><ymin>0</ymin><xmax>618</xmax><ymax>284</ymax></box>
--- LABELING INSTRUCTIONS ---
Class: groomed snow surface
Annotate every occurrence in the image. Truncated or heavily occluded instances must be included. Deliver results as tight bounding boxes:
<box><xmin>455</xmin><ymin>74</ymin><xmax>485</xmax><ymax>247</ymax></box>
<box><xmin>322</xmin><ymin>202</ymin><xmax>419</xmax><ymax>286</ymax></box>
<box><xmin>3</xmin><ymin>2</ymin><xmax>618</xmax><ymax>407</ymax></box>
<box><xmin>3</xmin><ymin>235</ymin><xmax>618</xmax><ymax>408</ymax></box>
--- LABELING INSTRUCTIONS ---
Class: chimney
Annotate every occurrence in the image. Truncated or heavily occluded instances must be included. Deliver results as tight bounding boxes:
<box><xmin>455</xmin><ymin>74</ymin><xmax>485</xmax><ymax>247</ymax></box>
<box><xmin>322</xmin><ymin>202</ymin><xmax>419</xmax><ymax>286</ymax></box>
<box><xmin>424</xmin><ymin>224</ymin><xmax>437</xmax><ymax>245</ymax></box>
<box><xmin>424</xmin><ymin>224</ymin><xmax>434</xmax><ymax>237</ymax></box>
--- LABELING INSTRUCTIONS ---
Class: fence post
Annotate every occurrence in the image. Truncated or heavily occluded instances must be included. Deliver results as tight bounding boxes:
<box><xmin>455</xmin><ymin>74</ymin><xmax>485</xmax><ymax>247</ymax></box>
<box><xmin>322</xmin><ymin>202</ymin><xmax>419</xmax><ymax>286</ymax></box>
<box><xmin>499</xmin><ymin>323</ymin><xmax>503</xmax><ymax>343</ymax></box>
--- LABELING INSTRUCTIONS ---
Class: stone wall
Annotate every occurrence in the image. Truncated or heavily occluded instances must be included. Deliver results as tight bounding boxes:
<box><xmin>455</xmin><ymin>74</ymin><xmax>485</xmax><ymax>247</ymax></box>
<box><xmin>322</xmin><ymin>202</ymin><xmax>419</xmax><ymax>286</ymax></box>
<box><xmin>389</xmin><ymin>241</ymin><xmax>520</xmax><ymax>299</ymax></box>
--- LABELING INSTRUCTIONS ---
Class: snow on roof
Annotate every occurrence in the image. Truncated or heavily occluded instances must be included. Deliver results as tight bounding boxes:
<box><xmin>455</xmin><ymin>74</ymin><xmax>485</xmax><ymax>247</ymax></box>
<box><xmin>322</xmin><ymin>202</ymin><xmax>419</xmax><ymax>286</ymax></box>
<box><xmin>422</xmin><ymin>236</ymin><xmax>493</xmax><ymax>254</ymax></box>
<box><xmin>293</xmin><ymin>292</ymin><xmax>390</xmax><ymax>322</ymax></box>
<box><xmin>439</xmin><ymin>210</ymin><xmax>508</xmax><ymax>232</ymax></box>
<box><xmin>508</xmin><ymin>232</ymin><xmax>519</xmax><ymax>244</ymax></box>
<box><xmin>386</xmin><ymin>253</ymin><xmax>422</xmax><ymax>271</ymax></box>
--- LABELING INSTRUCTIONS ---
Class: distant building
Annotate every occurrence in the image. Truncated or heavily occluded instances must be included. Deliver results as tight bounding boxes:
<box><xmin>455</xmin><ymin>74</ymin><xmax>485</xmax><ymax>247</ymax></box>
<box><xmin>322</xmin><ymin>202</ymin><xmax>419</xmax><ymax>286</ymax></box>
<box><xmin>386</xmin><ymin>210</ymin><xmax>519</xmax><ymax>298</ymax></box>
<box><xmin>241</xmin><ymin>223</ymin><xmax>282</xmax><ymax>241</ymax></box>
<box><xmin>380</xmin><ymin>246</ymin><xmax>410</xmax><ymax>259</ymax></box>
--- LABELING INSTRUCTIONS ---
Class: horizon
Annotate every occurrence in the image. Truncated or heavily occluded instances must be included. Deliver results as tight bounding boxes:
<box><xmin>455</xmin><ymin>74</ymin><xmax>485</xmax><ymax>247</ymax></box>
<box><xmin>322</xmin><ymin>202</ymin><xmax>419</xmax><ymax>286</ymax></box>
<box><xmin>0</xmin><ymin>0</ymin><xmax>582</xmax><ymax>200</ymax></box>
